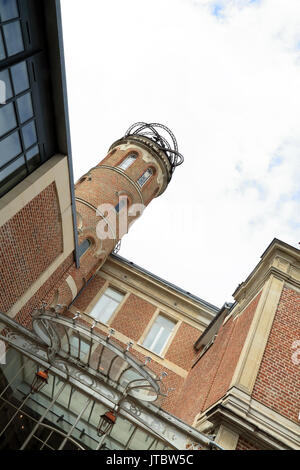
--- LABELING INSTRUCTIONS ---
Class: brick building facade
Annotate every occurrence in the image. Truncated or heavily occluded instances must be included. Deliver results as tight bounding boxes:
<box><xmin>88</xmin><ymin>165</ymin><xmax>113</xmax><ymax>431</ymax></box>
<box><xmin>0</xmin><ymin>0</ymin><xmax>299</xmax><ymax>451</ymax></box>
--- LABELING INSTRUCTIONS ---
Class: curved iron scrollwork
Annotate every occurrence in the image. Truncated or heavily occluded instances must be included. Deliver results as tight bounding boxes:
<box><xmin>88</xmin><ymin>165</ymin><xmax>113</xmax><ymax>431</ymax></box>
<box><xmin>124</xmin><ymin>122</ymin><xmax>184</xmax><ymax>175</ymax></box>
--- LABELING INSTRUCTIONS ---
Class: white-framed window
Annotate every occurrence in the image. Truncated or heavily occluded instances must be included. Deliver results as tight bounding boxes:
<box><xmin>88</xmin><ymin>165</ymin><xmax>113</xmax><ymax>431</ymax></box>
<box><xmin>142</xmin><ymin>314</ymin><xmax>176</xmax><ymax>356</ymax></box>
<box><xmin>118</xmin><ymin>153</ymin><xmax>137</xmax><ymax>170</ymax></box>
<box><xmin>137</xmin><ymin>168</ymin><xmax>153</xmax><ymax>187</ymax></box>
<box><xmin>89</xmin><ymin>286</ymin><xmax>124</xmax><ymax>324</ymax></box>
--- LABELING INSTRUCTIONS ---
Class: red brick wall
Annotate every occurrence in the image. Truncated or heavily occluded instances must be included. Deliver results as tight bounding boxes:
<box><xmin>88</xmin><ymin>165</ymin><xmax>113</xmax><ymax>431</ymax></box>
<box><xmin>165</xmin><ymin>322</ymin><xmax>200</xmax><ymax>370</ymax></box>
<box><xmin>110</xmin><ymin>293</ymin><xmax>156</xmax><ymax>342</ymax></box>
<box><xmin>14</xmin><ymin>253</ymin><xmax>74</xmax><ymax>328</ymax></box>
<box><xmin>174</xmin><ymin>293</ymin><xmax>261</xmax><ymax>424</ymax></box>
<box><xmin>0</xmin><ymin>183</ymin><xmax>63</xmax><ymax>313</ymax></box>
<box><xmin>72</xmin><ymin>275</ymin><xmax>106</xmax><ymax>311</ymax></box>
<box><xmin>252</xmin><ymin>286</ymin><xmax>300</xmax><ymax>424</ymax></box>
<box><xmin>68</xmin><ymin>315</ymin><xmax>185</xmax><ymax>414</ymax></box>
<box><xmin>236</xmin><ymin>436</ymin><xmax>258</xmax><ymax>450</ymax></box>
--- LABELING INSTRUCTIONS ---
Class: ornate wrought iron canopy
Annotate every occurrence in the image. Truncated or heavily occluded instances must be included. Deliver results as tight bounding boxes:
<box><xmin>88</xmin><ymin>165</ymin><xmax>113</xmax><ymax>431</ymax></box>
<box><xmin>0</xmin><ymin>310</ymin><xmax>222</xmax><ymax>450</ymax></box>
<box><xmin>124</xmin><ymin>122</ymin><xmax>184</xmax><ymax>176</ymax></box>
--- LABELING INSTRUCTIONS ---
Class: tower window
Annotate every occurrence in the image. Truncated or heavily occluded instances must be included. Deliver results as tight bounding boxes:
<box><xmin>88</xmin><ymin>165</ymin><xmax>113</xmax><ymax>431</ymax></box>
<box><xmin>142</xmin><ymin>314</ymin><xmax>176</xmax><ymax>356</ymax></box>
<box><xmin>78</xmin><ymin>238</ymin><xmax>91</xmax><ymax>258</ymax></box>
<box><xmin>137</xmin><ymin>168</ymin><xmax>153</xmax><ymax>187</ymax></box>
<box><xmin>118</xmin><ymin>153</ymin><xmax>137</xmax><ymax>171</ymax></box>
<box><xmin>89</xmin><ymin>287</ymin><xmax>124</xmax><ymax>324</ymax></box>
<box><xmin>115</xmin><ymin>196</ymin><xmax>128</xmax><ymax>213</ymax></box>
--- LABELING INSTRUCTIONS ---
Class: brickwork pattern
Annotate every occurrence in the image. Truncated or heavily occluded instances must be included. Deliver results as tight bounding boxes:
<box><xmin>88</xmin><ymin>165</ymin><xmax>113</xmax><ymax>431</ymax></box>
<box><xmin>0</xmin><ymin>182</ymin><xmax>63</xmax><ymax>313</ymax></box>
<box><xmin>110</xmin><ymin>293</ymin><xmax>156</xmax><ymax>342</ymax></box>
<box><xmin>252</xmin><ymin>286</ymin><xmax>300</xmax><ymax>424</ymax></box>
<box><xmin>165</xmin><ymin>322</ymin><xmax>200</xmax><ymax>371</ymax></box>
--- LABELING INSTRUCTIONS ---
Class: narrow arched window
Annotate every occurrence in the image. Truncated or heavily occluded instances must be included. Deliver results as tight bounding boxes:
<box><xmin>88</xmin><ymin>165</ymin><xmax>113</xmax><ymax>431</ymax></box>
<box><xmin>118</xmin><ymin>153</ymin><xmax>137</xmax><ymax>170</ymax></box>
<box><xmin>78</xmin><ymin>238</ymin><xmax>91</xmax><ymax>258</ymax></box>
<box><xmin>137</xmin><ymin>168</ymin><xmax>153</xmax><ymax>187</ymax></box>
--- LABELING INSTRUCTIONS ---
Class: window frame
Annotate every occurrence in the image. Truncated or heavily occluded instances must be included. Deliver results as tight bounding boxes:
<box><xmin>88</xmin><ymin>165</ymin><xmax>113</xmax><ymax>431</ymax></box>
<box><xmin>137</xmin><ymin>166</ymin><xmax>155</xmax><ymax>188</ymax></box>
<box><xmin>140</xmin><ymin>312</ymin><xmax>178</xmax><ymax>358</ymax></box>
<box><xmin>0</xmin><ymin>0</ymin><xmax>56</xmax><ymax>198</ymax></box>
<box><xmin>117</xmin><ymin>152</ymin><xmax>138</xmax><ymax>171</ymax></box>
<box><xmin>87</xmin><ymin>284</ymin><xmax>126</xmax><ymax>326</ymax></box>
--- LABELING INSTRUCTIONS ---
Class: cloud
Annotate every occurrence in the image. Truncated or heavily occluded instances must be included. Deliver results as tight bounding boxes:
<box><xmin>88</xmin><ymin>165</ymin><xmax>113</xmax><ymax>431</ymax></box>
<box><xmin>61</xmin><ymin>0</ymin><xmax>300</xmax><ymax>306</ymax></box>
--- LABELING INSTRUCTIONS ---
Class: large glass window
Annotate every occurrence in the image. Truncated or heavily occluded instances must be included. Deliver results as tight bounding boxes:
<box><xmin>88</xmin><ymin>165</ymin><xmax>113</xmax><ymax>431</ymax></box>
<box><xmin>89</xmin><ymin>287</ymin><xmax>124</xmax><ymax>324</ymax></box>
<box><xmin>142</xmin><ymin>315</ymin><xmax>176</xmax><ymax>356</ymax></box>
<box><xmin>0</xmin><ymin>0</ymin><xmax>57</xmax><ymax>197</ymax></box>
<box><xmin>118</xmin><ymin>153</ymin><xmax>137</xmax><ymax>171</ymax></box>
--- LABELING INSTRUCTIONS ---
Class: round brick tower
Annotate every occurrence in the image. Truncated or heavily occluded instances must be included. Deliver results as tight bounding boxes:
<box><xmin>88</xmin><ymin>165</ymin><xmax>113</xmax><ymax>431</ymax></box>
<box><xmin>48</xmin><ymin>123</ymin><xmax>183</xmax><ymax>308</ymax></box>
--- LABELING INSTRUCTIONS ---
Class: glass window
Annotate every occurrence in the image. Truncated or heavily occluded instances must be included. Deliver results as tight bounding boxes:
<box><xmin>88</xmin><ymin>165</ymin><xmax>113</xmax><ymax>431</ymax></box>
<box><xmin>0</xmin><ymin>0</ymin><xmax>19</xmax><ymax>22</ymax></box>
<box><xmin>21</xmin><ymin>120</ymin><xmax>37</xmax><ymax>148</ymax></box>
<box><xmin>137</xmin><ymin>168</ymin><xmax>153</xmax><ymax>187</ymax></box>
<box><xmin>115</xmin><ymin>197</ymin><xmax>128</xmax><ymax>213</ymax></box>
<box><xmin>78</xmin><ymin>238</ymin><xmax>91</xmax><ymax>258</ymax></box>
<box><xmin>0</xmin><ymin>101</ymin><xmax>17</xmax><ymax>137</ymax></box>
<box><xmin>0</xmin><ymin>130</ymin><xmax>21</xmax><ymax>166</ymax></box>
<box><xmin>118</xmin><ymin>153</ymin><xmax>137</xmax><ymax>170</ymax></box>
<box><xmin>69</xmin><ymin>334</ymin><xmax>90</xmax><ymax>361</ymax></box>
<box><xmin>11</xmin><ymin>61</ymin><xmax>29</xmax><ymax>95</ymax></box>
<box><xmin>142</xmin><ymin>315</ymin><xmax>176</xmax><ymax>356</ymax></box>
<box><xmin>26</xmin><ymin>144</ymin><xmax>40</xmax><ymax>171</ymax></box>
<box><xmin>0</xmin><ymin>154</ymin><xmax>25</xmax><ymax>181</ymax></box>
<box><xmin>89</xmin><ymin>287</ymin><xmax>124</xmax><ymax>324</ymax></box>
<box><xmin>3</xmin><ymin>20</ymin><xmax>24</xmax><ymax>57</ymax></box>
<box><xmin>17</xmin><ymin>92</ymin><xmax>33</xmax><ymax>123</ymax></box>
<box><xmin>0</xmin><ymin>30</ymin><xmax>5</xmax><ymax>60</ymax></box>
<box><xmin>0</xmin><ymin>69</ymin><xmax>13</xmax><ymax>101</ymax></box>
<box><xmin>0</xmin><ymin>154</ymin><xmax>26</xmax><ymax>197</ymax></box>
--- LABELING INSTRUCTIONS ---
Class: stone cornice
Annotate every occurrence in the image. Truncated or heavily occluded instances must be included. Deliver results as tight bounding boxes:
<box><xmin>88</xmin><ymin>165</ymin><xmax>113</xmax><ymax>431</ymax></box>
<box><xmin>232</xmin><ymin>239</ymin><xmax>300</xmax><ymax>305</ymax></box>
<box><xmin>196</xmin><ymin>387</ymin><xmax>300</xmax><ymax>450</ymax></box>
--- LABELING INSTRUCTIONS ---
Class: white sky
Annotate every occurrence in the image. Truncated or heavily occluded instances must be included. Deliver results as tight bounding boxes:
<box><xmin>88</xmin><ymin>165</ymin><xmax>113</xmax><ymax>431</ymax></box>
<box><xmin>61</xmin><ymin>0</ymin><xmax>300</xmax><ymax>308</ymax></box>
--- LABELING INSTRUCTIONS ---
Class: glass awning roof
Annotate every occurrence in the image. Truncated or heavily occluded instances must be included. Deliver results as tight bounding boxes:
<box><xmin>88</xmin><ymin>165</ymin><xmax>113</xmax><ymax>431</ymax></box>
<box><xmin>31</xmin><ymin>310</ymin><xmax>162</xmax><ymax>403</ymax></box>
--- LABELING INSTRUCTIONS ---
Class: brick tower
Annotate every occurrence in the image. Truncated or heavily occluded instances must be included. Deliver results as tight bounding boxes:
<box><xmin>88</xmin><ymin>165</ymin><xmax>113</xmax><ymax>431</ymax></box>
<box><xmin>49</xmin><ymin>123</ymin><xmax>184</xmax><ymax>309</ymax></box>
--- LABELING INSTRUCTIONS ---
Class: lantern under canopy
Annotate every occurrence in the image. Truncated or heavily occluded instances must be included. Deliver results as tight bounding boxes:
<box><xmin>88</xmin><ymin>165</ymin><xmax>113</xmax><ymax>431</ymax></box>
<box><xmin>31</xmin><ymin>369</ymin><xmax>49</xmax><ymax>393</ymax></box>
<box><xmin>97</xmin><ymin>410</ymin><xmax>116</xmax><ymax>436</ymax></box>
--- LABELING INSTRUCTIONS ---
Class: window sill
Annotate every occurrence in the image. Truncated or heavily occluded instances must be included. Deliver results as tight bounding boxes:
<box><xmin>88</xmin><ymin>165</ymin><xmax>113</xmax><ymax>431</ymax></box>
<box><xmin>136</xmin><ymin>343</ymin><xmax>165</xmax><ymax>360</ymax></box>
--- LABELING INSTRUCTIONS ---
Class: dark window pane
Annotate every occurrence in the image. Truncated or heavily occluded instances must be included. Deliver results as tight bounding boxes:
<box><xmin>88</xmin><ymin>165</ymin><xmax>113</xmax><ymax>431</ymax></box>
<box><xmin>17</xmin><ymin>92</ymin><xmax>33</xmax><ymax>123</ymax></box>
<box><xmin>0</xmin><ymin>130</ymin><xmax>21</xmax><ymax>166</ymax></box>
<box><xmin>21</xmin><ymin>121</ymin><xmax>36</xmax><ymax>148</ymax></box>
<box><xmin>0</xmin><ymin>155</ymin><xmax>26</xmax><ymax>197</ymax></box>
<box><xmin>0</xmin><ymin>69</ymin><xmax>13</xmax><ymax>102</ymax></box>
<box><xmin>11</xmin><ymin>61</ymin><xmax>29</xmax><ymax>95</ymax></box>
<box><xmin>0</xmin><ymin>0</ymin><xmax>19</xmax><ymax>22</ymax></box>
<box><xmin>3</xmin><ymin>21</ymin><xmax>24</xmax><ymax>57</ymax></box>
<box><xmin>26</xmin><ymin>144</ymin><xmax>40</xmax><ymax>171</ymax></box>
<box><xmin>78</xmin><ymin>238</ymin><xmax>91</xmax><ymax>258</ymax></box>
<box><xmin>0</xmin><ymin>30</ymin><xmax>5</xmax><ymax>60</ymax></box>
<box><xmin>0</xmin><ymin>102</ymin><xmax>17</xmax><ymax>137</ymax></box>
